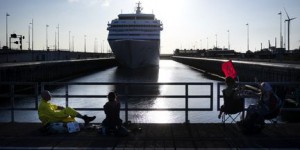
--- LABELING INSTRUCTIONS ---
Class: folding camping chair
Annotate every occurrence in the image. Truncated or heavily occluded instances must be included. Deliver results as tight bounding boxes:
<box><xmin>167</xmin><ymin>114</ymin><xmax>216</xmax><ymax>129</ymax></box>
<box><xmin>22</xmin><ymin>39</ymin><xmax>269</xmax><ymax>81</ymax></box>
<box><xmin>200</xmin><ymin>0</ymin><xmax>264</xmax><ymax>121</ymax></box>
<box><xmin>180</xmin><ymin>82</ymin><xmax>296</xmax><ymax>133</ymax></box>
<box><xmin>221</xmin><ymin>90</ymin><xmax>245</xmax><ymax>127</ymax></box>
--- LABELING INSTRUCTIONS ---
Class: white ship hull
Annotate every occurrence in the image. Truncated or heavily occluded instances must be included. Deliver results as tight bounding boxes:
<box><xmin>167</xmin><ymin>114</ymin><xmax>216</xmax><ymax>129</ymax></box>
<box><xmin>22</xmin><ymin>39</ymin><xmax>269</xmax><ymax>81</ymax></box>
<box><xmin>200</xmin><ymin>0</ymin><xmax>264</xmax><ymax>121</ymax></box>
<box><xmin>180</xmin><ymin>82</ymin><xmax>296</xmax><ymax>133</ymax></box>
<box><xmin>108</xmin><ymin>40</ymin><xmax>160</xmax><ymax>68</ymax></box>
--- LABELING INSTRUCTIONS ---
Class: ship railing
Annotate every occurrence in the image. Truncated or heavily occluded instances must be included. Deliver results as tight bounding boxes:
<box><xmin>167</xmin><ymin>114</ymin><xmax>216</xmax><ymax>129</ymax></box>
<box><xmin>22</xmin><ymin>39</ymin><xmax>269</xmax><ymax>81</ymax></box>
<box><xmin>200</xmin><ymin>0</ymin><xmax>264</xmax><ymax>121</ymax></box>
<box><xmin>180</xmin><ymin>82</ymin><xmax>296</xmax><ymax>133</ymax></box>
<box><xmin>0</xmin><ymin>82</ymin><xmax>213</xmax><ymax>123</ymax></box>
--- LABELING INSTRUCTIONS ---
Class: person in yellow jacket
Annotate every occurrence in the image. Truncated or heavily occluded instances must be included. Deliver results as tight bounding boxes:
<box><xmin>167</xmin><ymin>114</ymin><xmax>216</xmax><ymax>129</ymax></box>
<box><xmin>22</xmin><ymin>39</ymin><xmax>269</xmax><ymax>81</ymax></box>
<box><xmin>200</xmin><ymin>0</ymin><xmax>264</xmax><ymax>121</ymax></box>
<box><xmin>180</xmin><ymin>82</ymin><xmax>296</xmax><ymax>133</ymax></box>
<box><xmin>38</xmin><ymin>90</ymin><xmax>96</xmax><ymax>126</ymax></box>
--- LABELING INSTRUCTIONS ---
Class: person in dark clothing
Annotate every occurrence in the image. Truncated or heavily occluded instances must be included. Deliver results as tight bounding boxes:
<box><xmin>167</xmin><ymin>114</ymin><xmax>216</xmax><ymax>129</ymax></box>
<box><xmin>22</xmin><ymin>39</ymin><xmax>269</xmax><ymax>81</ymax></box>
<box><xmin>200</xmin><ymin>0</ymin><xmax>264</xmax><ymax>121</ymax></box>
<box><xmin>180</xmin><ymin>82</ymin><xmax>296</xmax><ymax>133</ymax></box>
<box><xmin>102</xmin><ymin>92</ymin><xmax>122</xmax><ymax>130</ymax></box>
<box><xmin>218</xmin><ymin>77</ymin><xmax>244</xmax><ymax>119</ymax></box>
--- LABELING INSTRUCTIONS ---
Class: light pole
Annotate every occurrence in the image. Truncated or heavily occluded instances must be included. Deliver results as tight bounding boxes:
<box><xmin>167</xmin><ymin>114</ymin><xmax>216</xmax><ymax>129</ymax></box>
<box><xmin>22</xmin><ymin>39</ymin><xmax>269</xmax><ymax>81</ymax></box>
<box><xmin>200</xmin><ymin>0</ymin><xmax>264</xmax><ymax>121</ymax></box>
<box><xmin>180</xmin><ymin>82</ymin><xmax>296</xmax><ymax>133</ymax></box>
<box><xmin>206</xmin><ymin>37</ymin><xmax>208</xmax><ymax>50</ymax></box>
<box><xmin>6</xmin><ymin>13</ymin><xmax>10</xmax><ymax>47</ymax></box>
<box><xmin>55</xmin><ymin>32</ymin><xmax>57</xmax><ymax>50</ymax></box>
<box><xmin>31</xmin><ymin>19</ymin><xmax>33</xmax><ymax>50</ymax></box>
<box><xmin>46</xmin><ymin>25</ymin><xmax>49</xmax><ymax>50</ymax></box>
<box><xmin>28</xmin><ymin>24</ymin><xmax>31</xmax><ymax>50</ymax></box>
<box><xmin>72</xmin><ymin>36</ymin><xmax>74</xmax><ymax>52</ymax></box>
<box><xmin>200</xmin><ymin>39</ymin><xmax>202</xmax><ymax>50</ymax></box>
<box><xmin>215</xmin><ymin>34</ymin><xmax>218</xmax><ymax>48</ymax></box>
<box><xmin>278</xmin><ymin>11</ymin><xmax>283</xmax><ymax>48</ymax></box>
<box><xmin>69</xmin><ymin>31</ymin><xmax>71</xmax><ymax>51</ymax></box>
<box><xmin>57</xmin><ymin>24</ymin><xmax>59</xmax><ymax>50</ymax></box>
<box><xmin>227</xmin><ymin>30</ymin><xmax>230</xmax><ymax>50</ymax></box>
<box><xmin>246</xmin><ymin>23</ymin><xmax>249</xmax><ymax>51</ymax></box>
<box><xmin>84</xmin><ymin>35</ymin><xmax>87</xmax><ymax>53</ymax></box>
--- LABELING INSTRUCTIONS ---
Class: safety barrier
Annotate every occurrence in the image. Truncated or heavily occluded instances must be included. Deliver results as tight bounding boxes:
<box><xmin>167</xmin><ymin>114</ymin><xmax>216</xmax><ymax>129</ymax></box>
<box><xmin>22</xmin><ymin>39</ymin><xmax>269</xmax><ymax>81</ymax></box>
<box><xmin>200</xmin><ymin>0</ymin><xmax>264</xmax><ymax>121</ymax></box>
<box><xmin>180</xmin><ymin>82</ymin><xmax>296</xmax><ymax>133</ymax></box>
<box><xmin>0</xmin><ymin>82</ymin><xmax>213</xmax><ymax>123</ymax></box>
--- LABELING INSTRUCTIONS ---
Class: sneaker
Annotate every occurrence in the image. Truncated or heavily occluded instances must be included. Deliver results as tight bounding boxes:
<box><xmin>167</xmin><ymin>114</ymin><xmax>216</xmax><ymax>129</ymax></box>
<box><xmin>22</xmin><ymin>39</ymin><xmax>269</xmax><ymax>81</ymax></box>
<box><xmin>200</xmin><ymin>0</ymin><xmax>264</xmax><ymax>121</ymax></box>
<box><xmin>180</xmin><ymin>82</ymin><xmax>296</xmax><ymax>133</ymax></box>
<box><xmin>82</xmin><ymin>115</ymin><xmax>96</xmax><ymax>126</ymax></box>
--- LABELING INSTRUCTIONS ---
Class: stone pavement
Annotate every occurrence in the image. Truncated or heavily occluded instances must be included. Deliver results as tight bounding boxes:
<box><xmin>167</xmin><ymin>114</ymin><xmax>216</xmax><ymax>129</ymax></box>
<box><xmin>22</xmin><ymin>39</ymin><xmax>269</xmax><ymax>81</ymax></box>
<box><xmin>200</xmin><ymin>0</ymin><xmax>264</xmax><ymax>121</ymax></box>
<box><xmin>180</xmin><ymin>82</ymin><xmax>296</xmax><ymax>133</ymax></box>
<box><xmin>0</xmin><ymin>123</ymin><xmax>300</xmax><ymax>149</ymax></box>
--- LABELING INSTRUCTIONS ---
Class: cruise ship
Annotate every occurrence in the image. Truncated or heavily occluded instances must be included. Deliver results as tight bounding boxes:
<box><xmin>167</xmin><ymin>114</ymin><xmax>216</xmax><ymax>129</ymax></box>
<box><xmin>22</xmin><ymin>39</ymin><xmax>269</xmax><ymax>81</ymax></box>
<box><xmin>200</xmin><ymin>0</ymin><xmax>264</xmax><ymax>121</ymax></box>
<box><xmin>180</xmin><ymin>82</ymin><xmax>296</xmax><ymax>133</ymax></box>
<box><xmin>107</xmin><ymin>2</ymin><xmax>163</xmax><ymax>68</ymax></box>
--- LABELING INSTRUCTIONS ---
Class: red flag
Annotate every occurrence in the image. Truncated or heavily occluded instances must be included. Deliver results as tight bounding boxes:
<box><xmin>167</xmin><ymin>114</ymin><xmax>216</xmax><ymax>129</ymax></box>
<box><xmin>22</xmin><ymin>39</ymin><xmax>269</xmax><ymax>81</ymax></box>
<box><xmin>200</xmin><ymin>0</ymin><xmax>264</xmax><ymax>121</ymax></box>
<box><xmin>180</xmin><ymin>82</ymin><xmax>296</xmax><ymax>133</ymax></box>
<box><xmin>222</xmin><ymin>60</ymin><xmax>237</xmax><ymax>79</ymax></box>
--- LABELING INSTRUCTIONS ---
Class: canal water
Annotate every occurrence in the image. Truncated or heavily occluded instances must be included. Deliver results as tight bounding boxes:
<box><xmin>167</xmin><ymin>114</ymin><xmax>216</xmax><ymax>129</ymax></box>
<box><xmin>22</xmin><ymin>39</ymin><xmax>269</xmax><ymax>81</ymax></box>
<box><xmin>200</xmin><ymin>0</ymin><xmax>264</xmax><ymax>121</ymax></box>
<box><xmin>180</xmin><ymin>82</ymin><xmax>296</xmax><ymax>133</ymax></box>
<box><xmin>0</xmin><ymin>60</ymin><xmax>256</xmax><ymax>123</ymax></box>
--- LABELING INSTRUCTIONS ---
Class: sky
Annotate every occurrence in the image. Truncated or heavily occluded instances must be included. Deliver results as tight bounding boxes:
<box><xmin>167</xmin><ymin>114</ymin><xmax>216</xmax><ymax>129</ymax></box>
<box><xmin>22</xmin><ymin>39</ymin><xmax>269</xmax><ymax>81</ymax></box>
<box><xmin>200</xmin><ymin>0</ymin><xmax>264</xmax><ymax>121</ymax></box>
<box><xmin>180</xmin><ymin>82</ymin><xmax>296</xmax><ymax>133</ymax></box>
<box><xmin>0</xmin><ymin>0</ymin><xmax>300</xmax><ymax>54</ymax></box>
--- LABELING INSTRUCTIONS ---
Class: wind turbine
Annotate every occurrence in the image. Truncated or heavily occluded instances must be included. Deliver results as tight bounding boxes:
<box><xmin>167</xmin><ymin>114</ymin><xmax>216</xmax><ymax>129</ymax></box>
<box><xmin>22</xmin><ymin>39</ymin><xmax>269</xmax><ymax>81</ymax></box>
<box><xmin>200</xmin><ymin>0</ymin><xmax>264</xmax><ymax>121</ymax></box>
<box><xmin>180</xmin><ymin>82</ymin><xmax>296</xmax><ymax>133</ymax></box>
<box><xmin>284</xmin><ymin>8</ymin><xmax>296</xmax><ymax>52</ymax></box>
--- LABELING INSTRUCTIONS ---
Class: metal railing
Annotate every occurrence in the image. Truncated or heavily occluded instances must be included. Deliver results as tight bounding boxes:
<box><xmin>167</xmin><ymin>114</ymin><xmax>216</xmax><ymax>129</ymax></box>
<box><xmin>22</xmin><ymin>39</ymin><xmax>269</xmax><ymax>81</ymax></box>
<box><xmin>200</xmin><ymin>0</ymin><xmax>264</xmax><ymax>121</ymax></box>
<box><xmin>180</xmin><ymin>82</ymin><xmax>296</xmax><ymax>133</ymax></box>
<box><xmin>216</xmin><ymin>82</ymin><xmax>300</xmax><ymax>111</ymax></box>
<box><xmin>0</xmin><ymin>82</ymin><xmax>214</xmax><ymax>123</ymax></box>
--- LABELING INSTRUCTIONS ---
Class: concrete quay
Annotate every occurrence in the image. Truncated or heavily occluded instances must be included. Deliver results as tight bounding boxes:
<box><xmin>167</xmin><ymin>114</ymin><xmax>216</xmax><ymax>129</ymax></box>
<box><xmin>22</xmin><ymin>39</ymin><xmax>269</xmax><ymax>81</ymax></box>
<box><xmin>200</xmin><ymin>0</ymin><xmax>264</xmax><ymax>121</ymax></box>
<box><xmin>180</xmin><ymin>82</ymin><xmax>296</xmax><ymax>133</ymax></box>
<box><xmin>173</xmin><ymin>56</ymin><xmax>300</xmax><ymax>82</ymax></box>
<box><xmin>0</xmin><ymin>58</ymin><xmax>116</xmax><ymax>82</ymax></box>
<box><xmin>0</xmin><ymin>123</ymin><xmax>299</xmax><ymax>149</ymax></box>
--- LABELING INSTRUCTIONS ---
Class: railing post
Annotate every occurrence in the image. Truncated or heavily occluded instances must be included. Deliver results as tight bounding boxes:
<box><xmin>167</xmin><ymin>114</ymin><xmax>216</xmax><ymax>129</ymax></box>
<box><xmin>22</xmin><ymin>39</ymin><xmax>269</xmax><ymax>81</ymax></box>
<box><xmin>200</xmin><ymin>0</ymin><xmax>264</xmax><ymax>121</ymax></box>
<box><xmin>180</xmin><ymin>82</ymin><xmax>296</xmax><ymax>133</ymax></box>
<box><xmin>217</xmin><ymin>83</ymin><xmax>220</xmax><ymax>111</ymax></box>
<box><xmin>66</xmin><ymin>84</ymin><xmax>69</xmax><ymax>108</ymax></box>
<box><xmin>10</xmin><ymin>84</ymin><xmax>15</xmax><ymax>123</ymax></box>
<box><xmin>185</xmin><ymin>84</ymin><xmax>189</xmax><ymax>123</ymax></box>
<box><xmin>35</xmin><ymin>83</ymin><xmax>39</xmax><ymax>109</ymax></box>
<box><xmin>125</xmin><ymin>84</ymin><xmax>129</xmax><ymax>123</ymax></box>
<box><xmin>210</xmin><ymin>83</ymin><xmax>214</xmax><ymax>111</ymax></box>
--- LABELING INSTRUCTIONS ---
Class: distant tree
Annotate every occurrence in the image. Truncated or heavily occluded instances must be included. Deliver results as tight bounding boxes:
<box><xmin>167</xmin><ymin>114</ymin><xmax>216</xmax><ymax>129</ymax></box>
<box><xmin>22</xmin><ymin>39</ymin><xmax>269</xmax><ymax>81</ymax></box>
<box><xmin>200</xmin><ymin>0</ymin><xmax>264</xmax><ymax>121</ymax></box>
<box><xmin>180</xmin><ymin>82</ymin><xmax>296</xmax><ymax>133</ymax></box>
<box><xmin>245</xmin><ymin>50</ymin><xmax>254</xmax><ymax>58</ymax></box>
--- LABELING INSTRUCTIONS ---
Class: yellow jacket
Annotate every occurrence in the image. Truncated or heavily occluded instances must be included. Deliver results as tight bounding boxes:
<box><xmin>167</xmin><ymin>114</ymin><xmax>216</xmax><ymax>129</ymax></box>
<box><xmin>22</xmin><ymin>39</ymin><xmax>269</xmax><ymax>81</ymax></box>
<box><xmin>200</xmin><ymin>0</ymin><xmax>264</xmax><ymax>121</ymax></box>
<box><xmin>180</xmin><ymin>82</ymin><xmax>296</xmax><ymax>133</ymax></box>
<box><xmin>38</xmin><ymin>99</ymin><xmax>76</xmax><ymax>125</ymax></box>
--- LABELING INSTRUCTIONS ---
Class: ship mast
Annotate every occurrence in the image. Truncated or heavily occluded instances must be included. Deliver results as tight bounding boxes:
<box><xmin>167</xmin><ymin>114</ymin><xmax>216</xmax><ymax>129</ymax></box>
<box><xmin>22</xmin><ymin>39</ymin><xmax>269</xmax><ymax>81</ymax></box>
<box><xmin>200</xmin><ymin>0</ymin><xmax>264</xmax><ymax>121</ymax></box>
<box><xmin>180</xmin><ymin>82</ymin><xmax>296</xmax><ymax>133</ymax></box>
<box><xmin>136</xmin><ymin>1</ymin><xmax>142</xmax><ymax>14</ymax></box>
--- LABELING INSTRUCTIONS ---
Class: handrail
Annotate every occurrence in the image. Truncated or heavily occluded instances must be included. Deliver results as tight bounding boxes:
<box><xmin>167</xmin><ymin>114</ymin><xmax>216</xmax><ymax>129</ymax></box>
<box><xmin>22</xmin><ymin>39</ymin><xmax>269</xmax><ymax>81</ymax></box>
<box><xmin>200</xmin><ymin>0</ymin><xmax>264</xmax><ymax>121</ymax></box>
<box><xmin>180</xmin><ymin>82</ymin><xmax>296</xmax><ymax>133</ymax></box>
<box><xmin>0</xmin><ymin>82</ymin><xmax>214</xmax><ymax>123</ymax></box>
<box><xmin>216</xmin><ymin>82</ymin><xmax>300</xmax><ymax>111</ymax></box>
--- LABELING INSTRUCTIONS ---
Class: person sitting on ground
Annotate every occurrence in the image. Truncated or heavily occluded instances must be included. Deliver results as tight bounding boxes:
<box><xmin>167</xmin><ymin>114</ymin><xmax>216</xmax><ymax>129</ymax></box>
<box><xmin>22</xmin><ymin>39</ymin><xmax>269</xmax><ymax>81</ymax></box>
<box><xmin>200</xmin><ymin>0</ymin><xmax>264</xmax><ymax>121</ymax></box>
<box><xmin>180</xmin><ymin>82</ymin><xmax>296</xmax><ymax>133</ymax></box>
<box><xmin>101</xmin><ymin>92</ymin><xmax>129</xmax><ymax>136</ymax></box>
<box><xmin>38</xmin><ymin>90</ymin><xmax>96</xmax><ymax>128</ymax></box>
<box><xmin>218</xmin><ymin>77</ymin><xmax>244</xmax><ymax>119</ymax></box>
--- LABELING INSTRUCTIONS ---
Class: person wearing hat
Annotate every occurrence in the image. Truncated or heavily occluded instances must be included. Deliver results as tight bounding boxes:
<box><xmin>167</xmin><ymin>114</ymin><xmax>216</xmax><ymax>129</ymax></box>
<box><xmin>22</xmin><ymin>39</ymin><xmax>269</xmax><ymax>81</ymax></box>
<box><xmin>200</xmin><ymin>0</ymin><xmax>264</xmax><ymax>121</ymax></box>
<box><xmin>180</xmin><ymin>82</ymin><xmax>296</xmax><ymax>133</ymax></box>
<box><xmin>38</xmin><ymin>90</ymin><xmax>96</xmax><ymax>127</ymax></box>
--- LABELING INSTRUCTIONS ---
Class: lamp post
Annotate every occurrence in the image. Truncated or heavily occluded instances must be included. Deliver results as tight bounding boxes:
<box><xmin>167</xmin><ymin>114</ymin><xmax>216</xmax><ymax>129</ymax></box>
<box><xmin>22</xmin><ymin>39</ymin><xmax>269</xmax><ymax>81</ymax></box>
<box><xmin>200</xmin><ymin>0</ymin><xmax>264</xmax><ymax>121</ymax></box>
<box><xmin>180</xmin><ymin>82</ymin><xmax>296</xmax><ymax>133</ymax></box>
<box><xmin>69</xmin><ymin>31</ymin><xmax>71</xmax><ymax>51</ymax></box>
<box><xmin>227</xmin><ymin>30</ymin><xmax>230</xmax><ymax>50</ymax></box>
<box><xmin>46</xmin><ymin>25</ymin><xmax>49</xmax><ymax>50</ymax></box>
<box><xmin>55</xmin><ymin>32</ymin><xmax>56</xmax><ymax>51</ymax></box>
<box><xmin>246</xmin><ymin>23</ymin><xmax>249</xmax><ymax>51</ymax></box>
<box><xmin>206</xmin><ymin>37</ymin><xmax>208</xmax><ymax>50</ymax></box>
<box><xmin>6</xmin><ymin>13</ymin><xmax>10</xmax><ymax>47</ymax></box>
<box><xmin>72</xmin><ymin>36</ymin><xmax>74</xmax><ymax>52</ymax></box>
<box><xmin>57</xmin><ymin>24</ymin><xmax>59</xmax><ymax>50</ymax></box>
<box><xmin>84</xmin><ymin>35</ymin><xmax>87</xmax><ymax>53</ymax></box>
<box><xmin>278</xmin><ymin>11</ymin><xmax>283</xmax><ymax>48</ymax></box>
<box><xmin>215</xmin><ymin>34</ymin><xmax>218</xmax><ymax>48</ymax></box>
<box><xmin>28</xmin><ymin>24</ymin><xmax>31</xmax><ymax>50</ymax></box>
<box><xmin>200</xmin><ymin>39</ymin><xmax>202</xmax><ymax>50</ymax></box>
<box><xmin>31</xmin><ymin>19</ymin><xmax>33</xmax><ymax>50</ymax></box>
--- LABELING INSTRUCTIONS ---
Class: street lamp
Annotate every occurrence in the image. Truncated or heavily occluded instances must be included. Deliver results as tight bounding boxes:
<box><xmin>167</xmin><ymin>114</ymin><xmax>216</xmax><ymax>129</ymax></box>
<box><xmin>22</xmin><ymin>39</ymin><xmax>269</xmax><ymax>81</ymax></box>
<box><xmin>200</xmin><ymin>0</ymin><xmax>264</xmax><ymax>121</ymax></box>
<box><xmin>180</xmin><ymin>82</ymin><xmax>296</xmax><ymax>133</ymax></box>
<box><xmin>6</xmin><ymin>13</ymin><xmax>10</xmax><ymax>47</ymax></box>
<box><xmin>57</xmin><ymin>24</ymin><xmax>59</xmax><ymax>50</ymax></box>
<box><xmin>215</xmin><ymin>34</ymin><xmax>218</xmax><ymax>48</ymax></box>
<box><xmin>30</xmin><ymin>19</ymin><xmax>33</xmax><ymax>50</ymax></box>
<box><xmin>46</xmin><ymin>25</ymin><xmax>49</xmax><ymax>50</ymax></box>
<box><xmin>200</xmin><ymin>39</ymin><xmax>202</xmax><ymax>50</ymax></box>
<box><xmin>206</xmin><ymin>37</ymin><xmax>208</xmax><ymax>50</ymax></box>
<box><xmin>246</xmin><ymin>23</ymin><xmax>249</xmax><ymax>51</ymax></box>
<box><xmin>72</xmin><ymin>36</ymin><xmax>74</xmax><ymax>52</ymax></box>
<box><xmin>227</xmin><ymin>30</ymin><xmax>230</xmax><ymax>50</ymax></box>
<box><xmin>84</xmin><ymin>35</ymin><xmax>87</xmax><ymax>53</ymax></box>
<box><xmin>69</xmin><ymin>31</ymin><xmax>71</xmax><ymax>51</ymax></box>
<box><xmin>28</xmin><ymin>24</ymin><xmax>31</xmax><ymax>50</ymax></box>
<box><xmin>278</xmin><ymin>11</ymin><xmax>283</xmax><ymax>48</ymax></box>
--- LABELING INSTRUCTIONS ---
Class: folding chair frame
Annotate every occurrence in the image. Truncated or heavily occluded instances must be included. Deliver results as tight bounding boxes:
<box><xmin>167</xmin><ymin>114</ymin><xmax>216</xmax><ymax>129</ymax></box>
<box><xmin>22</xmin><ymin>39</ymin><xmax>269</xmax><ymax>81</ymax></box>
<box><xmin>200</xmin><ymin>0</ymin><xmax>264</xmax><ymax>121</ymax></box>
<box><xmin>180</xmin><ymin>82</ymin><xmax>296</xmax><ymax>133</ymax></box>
<box><xmin>222</xmin><ymin>112</ymin><xmax>242</xmax><ymax>127</ymax></box>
